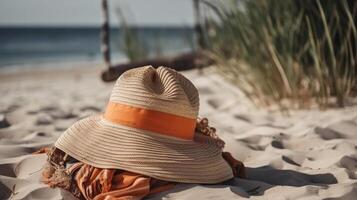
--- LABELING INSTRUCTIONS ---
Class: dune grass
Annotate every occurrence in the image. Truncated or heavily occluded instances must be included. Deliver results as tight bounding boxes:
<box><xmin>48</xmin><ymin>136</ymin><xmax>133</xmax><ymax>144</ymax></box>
<box><xmin>203</xmin><ymin>0</ymin><xmax>356</xmax><ymax>109</ymax></box>
<box><xmin>115</xmin><ymin>6</ymin><xmax>147</xmax><ymax>61</ymax></box>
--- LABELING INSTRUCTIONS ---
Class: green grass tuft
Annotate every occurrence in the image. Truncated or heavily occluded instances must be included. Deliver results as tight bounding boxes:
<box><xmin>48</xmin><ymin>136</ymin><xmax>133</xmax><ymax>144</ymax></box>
<box><xmin>203</xmin><ymin>0</ymin><xmax>357</xmax><ymax>109</ymax></box>
<box><xmin>115</xmin><ymin>6</ymin><xmax>147</xmax><ymax>61</ymax></box>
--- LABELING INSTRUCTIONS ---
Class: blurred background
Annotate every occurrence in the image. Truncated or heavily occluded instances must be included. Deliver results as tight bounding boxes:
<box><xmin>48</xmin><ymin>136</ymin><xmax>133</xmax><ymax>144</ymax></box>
<box><xmin>0</xmin><ymin>0</ymin><xmax>196</xmax><ymax>66</ymax></box>
<box><xmin>0</xmin><ymin>0</ymin><xmax>356</xmax><ymax>108</ymax></box>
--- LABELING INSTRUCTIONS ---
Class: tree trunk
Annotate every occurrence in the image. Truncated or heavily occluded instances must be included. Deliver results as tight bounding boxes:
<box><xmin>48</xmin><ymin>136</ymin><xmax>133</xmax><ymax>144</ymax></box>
<box><xmin>193</xmin><ymin>0</ymin><xmax>206</xmax><ymax>50</ymax></box>
<box><xmin>101</xmin><ymin>0</ymin><xmax>111</xmax><ymax>68</ymax></box>
<box><xmin>101</xmin><ymin>52</ymin><xmax>214</xmax><ymax>82</ymax></box>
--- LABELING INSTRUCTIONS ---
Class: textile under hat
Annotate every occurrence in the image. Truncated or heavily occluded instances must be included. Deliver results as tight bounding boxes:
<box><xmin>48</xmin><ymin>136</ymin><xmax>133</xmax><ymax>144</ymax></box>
<box><xmin>55</xmin><ymin>66</ymin><xmax>233</xmax><ymax>183</ymax></box>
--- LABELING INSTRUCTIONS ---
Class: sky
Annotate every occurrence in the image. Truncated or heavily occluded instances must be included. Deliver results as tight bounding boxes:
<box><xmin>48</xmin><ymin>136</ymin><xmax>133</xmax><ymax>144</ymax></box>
<box><xmin>0</xmin><ymin>0</ymin><xmax>195</xmax><ymax>27</ymax></box>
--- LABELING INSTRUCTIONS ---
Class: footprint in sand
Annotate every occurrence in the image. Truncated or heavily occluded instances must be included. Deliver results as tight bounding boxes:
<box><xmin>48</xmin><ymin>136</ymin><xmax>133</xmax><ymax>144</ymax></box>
<box><xmin>0</xmin><ymin>114</ymin><xmax>11</xmax><ymax>128</ymax></box>
<box><xmin>0</xmin><ymin>104</ymin><xmax>21</xmax><ymax>114</ymax></box>
<box><xmin>314</xmin><ymin>127</ymin><xmax>344</xmax><ymax>140</ymax></box>
<box><xmin>80</xmin><ymin>105</ymin><xmax>101</xmax><ymax>112</ymax></box>
<box><xmin>237</xmin><ymin>134</ymin><xmax>287</xmax><ymax>151</ymax></box>
<box><xmin>207</xmin><ymin>99</ymin><xmax>221</xmax><ymax>109</ymax></box>
<box><xmin>37</xmin><ymin>105</ymin><xmax>58</xmax><ymax>112</ymax></box>
<box><xmin>339</xmin><ymin>155</ymin><xmax>357</xmax><ymax>172</ymax></box>
<box><xmin>35</xmin><ymin>113</ymin><xmax>53</xmax><ymax>125</ymax></box>
<box><xmin>54</xmin><ymin>119</ymin><xmax>76</xmax><ymax>132</ymax></box>
<box><xmin>49</xmin><ymin>109</ymin><xmax>77</xmax><ymax>120</ymax></box>
<box><xmin>326</xmin><ymin>120</ymin><xmax>357</xmax><ymax>139</ymax></box>
<box><xmin>271</xmin><ymin>140</ymin><xmax>284</xmax><ymax>149</ymax></box>
<box><xmin>282</xmin><ymin>155</ymin><xmax>303</xmax><ymax>167</ymax></box>
<box><xmin>234</xmin><ymin>114</ymin><xmax>292</xmax><ymax>129</ymax></box>
<box><xmin>197</xmin><ymin>86</ymin><xmax>213</xmax><ymax>95</ymax></box>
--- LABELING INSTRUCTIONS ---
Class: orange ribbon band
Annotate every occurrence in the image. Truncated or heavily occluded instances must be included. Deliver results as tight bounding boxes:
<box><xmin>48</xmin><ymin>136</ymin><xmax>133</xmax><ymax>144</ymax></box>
<box><xmin>103</xmin><ymin>102</ymin><xmax>196</xmax><ymax>140</ymax></box>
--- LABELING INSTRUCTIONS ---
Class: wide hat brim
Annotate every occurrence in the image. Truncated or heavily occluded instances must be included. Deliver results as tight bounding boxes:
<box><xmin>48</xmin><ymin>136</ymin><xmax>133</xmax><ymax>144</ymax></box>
<box><xmin>55</xmin><ymin>115</ymin><xmax>234</xmax><ymax>183</ymax></box>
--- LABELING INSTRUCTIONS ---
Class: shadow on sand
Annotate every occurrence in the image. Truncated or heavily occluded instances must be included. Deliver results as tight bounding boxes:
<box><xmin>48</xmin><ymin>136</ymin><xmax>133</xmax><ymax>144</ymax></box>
<box><xmin>246</xmin><ymin>166</ymin><xmax>337</xmax><ymax>187</ymax></box>
<box><xmin>228</xmin><ymin>165</ymin><xmax>337</xmax><ymax>196</ymax></box>
<box><xmin>148</xmin><ymin>165</ymin><xmax>337</xmax><ymax>199</ymax></box>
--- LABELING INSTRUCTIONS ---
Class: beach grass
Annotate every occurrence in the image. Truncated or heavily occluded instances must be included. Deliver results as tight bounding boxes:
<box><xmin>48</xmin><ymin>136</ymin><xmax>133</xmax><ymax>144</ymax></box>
<box><xmin>115</xmin><ymin>6</ymin><xmax>147</xmax><ymax>61</ymax></box>
<box><xmin>203</xmin><ymin>0</ymin><xmax>356</xmax><ymax>109</ymax></box>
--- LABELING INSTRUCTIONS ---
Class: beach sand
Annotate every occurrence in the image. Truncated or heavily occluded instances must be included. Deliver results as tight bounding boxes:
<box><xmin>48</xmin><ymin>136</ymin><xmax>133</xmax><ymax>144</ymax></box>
<box><xmin>1</xmin><ymin>63</ymin><xmax>357</xmax><ymax>199</ymax></box>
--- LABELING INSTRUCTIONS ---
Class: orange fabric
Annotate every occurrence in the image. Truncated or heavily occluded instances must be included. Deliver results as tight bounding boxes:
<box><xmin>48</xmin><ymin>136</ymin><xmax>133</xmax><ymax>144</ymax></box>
<box><xmin>65</xmin><ymin>152</ymin><xmax>245</xmax><ymax>200</ymax></box>
<box><xmin>68</xmin><ymin>163</ymin><xmax>176</xmax><ymax>200</ymax></box>
<box><xmin>103</xmin><ymin>102</ymin><xmax>196</xmax><ymax>140</ymax></box>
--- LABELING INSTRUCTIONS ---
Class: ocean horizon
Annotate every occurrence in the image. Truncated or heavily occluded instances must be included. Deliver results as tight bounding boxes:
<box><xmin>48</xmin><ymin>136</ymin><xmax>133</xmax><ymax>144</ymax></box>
<box><xmin>0</xmin><ymin>26</ymin><xmax>195</xmax><ymax>67</ymax></box>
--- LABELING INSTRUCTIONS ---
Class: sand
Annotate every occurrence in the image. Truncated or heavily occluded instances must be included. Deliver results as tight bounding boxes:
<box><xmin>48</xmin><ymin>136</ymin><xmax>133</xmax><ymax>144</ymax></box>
<box><xmin>1</xmin><ymin>63</ymin><xmax>357</xmax><ymax>200</ymax></box>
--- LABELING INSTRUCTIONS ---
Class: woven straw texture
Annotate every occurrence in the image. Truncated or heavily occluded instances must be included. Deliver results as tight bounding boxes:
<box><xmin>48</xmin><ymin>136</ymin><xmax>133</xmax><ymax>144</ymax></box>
<box><xmin>55</xmin><ymin>66</ymin><xmax>233</xmax><ymax>183</ymax></box>
<box><xmin>111</xmin><ymin>66</ymin><xmax>199</xmax><ymax>118</ymax></box>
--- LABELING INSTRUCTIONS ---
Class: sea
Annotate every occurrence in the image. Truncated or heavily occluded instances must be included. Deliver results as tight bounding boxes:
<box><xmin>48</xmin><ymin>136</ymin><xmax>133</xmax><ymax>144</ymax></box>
<box><xmin>0</xmin><ymin>27</ymin><xmax>195</xmax><ymax>67</ymax></box>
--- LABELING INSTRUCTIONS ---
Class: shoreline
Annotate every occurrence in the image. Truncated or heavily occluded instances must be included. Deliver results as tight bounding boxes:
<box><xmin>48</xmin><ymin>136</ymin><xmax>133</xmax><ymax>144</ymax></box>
<box><xmin>0</xmin><ymin>59</ymin><xmax>104</xmax><ymax>74</ymax></box>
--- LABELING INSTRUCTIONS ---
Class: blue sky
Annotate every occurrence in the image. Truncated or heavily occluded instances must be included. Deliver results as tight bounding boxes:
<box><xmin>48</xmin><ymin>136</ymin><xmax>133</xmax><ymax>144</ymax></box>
<box><xmin>0</xmin><ymin>0</ymin><xmax>195</xmax><ymax>27</ymax></box>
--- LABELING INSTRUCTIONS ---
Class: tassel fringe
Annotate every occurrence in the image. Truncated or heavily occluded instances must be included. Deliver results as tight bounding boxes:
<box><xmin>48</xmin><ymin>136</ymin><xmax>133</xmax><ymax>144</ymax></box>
<box><xmin>194</xmin><ymin>117</ymin><xmax>225</xmax><ymax>149</ymax></box>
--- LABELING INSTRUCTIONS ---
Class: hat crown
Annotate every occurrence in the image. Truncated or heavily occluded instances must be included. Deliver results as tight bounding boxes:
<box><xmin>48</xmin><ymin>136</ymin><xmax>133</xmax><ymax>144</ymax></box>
<box><xmin>109</xmin><ymin>66</ymin><xmax>199</xmax><ymax>118</ymax></box>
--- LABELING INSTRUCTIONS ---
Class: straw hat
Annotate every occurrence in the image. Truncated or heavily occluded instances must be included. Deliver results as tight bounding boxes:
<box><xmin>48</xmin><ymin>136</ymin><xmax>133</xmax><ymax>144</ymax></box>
<box><xmin>55</xmin><ymin>66</ymin><xmax>233</xmax><ymax>183</ymax></box>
